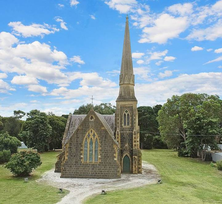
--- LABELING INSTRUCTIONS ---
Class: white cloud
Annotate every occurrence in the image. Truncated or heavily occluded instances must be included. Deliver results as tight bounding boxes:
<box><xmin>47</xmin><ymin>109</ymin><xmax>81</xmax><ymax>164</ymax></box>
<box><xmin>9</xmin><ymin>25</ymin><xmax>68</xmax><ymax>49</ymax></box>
<box><xmin>55</xmin><ymin>17</ymin><xmax>68</xmax><ymax>30</ymax></box>
<box><xmin>70</xmin><ymin>0</ymin><xmax>79</xmax><ymax>7</ymax></box>
<box><xmin>0</xmin><ymin>73</ymin><xmax>7</xmax><ymax>79</ymax></box>
<box><xmin>8</xmin><ymin>22</ymin><xmax>59</xmax><ymax>38</ymax></box>
<box><xmin>207</xmin><ymin>49</ymin><xmax>213</xmax><ymax>52</ymax></box>
<box><xmin>205</xmin><ymin>56</ymin><xmax>222</xmax><ymax>64</ymax></box>
<box><xmin>90</xmin><ymin>15</ymin><xmax>96</xmax><ymax>20</ymax></box>
<box><xmin>191</xmin><ymin>46</ymin><xmax>203</xmax><ymax>51</ymax></box>
<box><xmin>136</xmin><ymin>72</ymin><xmax>222</xmax><ymax>106</ymax></box>
<box><xmin>187</xmin><ymin>20</ymin><xmax>222</xmax><ymax>41</ymax></box>
<box><xmin>137</xmin><ymin>60</ymin><xmax>144</xmax><ymax>64</ymax></box>
<box><xmin>134</xmin><ymin>67</ymin><xmax>150</xmax><ymax>81</ymax></box>
<box><xmin>28</xmin><ymin>85</ymin><xmax>47</xmax><ymax>93</ymax></box>
<box><xmin>132</xmin><ymin>52</ymin><xmax>144</xmax><ymax>59</ymax></box>
<box><xmin>105</xmin><ymin>0</ymin><xmax>137</xmax><ymax>14</ymax></box>
<box><xmin>139</xmin><ymin>14</ymin><xmax>188</xmax><ymax>44</ymax></box>
<box><xmin>0</xmin><ymin>79</ymin><xmax>15</xmax><ymax>93</ymax></box>
<box><xmin>148</xmin><ymin>50</ymin><xmax>168</xmax><ymax>61</ymax></box>
<box><xmin>155</xmin><ymin>61</ymin><xmax>163</xmax><ymax>66</ymax></box>
<box><xmin>218</xmin><ymin>66</ymin><xmax>222</xmax><ymax>68</ymax></box>
<box><xmin>158</xmin><ymin>70</ymin><xmax>173</xmax><ymax>78</ymax></box>
<box><xmin>11</xmin><ymin>75</ymin><xmax>38</xmax><ymax>85</ymax></box>
<box><xmin>164</xmin><ymin>56</ymin><xmax>176</xmax><ymax>62</ymax></box>
<box><xmin>70</xmin><ymin>55</ymin><xmax>85</xmax><ymax>64</ymax></box>
<box><xmin>168</xmin><ymin>3</ymin><xmax>193</xmax><ymax>16</ymax></box>
<box><xmin>0</xmin><ymin>32</ymin><xmax>19</xmax><ymax>48</ymax></box>
<box><xmin>58</xmin><ymin>4</ymin><xmax>64</xmax><ymax>8</ymax></box>
<box><xmin>215</xmin><ymin>48</ymin><xmax>222</xmax><ymax>53</ymax></box>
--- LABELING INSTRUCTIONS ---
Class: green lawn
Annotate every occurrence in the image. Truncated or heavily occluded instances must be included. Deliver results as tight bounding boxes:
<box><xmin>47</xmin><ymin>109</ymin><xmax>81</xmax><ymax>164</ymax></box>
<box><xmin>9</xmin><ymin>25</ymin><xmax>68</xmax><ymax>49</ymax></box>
<box><xmin>0</xmin><ymin>151</ymin><xmax>67</xmax><ymax>204</ymax></box>
<box><xmin>86</xmin><ymin>149</ymin><xmax>222</xmax><ymax>204</ymax></box>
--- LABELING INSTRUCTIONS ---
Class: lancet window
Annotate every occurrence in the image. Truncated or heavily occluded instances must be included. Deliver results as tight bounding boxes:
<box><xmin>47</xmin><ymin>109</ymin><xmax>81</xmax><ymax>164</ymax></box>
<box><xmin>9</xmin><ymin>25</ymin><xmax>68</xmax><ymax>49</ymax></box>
<box><xmin>123</xmin><ymin>110</ymin><xmax>130</xmax><ymax>127</ymax></box>
<box><xmin>83</xmin><ymin>129</ymin><xmax>100</xmax><ymax>163</ymax></box>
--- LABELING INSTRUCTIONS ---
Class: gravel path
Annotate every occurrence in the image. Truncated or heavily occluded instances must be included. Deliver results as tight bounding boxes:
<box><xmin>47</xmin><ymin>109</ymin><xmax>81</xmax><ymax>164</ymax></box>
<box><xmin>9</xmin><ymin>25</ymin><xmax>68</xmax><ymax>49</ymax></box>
<box><xmin>37</xmin><ymin>161</ymin><xmax>159</xmax><ymax>204</ymax></box>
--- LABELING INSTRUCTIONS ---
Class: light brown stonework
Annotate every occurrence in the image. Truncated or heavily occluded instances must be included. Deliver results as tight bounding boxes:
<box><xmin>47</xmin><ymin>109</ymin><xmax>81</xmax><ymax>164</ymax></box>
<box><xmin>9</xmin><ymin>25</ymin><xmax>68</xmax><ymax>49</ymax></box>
<box><xmin>55</xmin><ymin>16</ymin><xmax>142</xmax><ymax>178</ymax></box>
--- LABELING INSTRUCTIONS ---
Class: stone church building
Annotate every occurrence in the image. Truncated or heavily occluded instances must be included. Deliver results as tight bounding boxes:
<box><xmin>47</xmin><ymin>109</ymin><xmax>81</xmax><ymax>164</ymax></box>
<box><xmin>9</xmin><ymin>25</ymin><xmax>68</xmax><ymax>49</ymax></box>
<box><xmin>55</xmin><ymin>16</ymin><xmax>142</xmax><ymax>179</ymax></box>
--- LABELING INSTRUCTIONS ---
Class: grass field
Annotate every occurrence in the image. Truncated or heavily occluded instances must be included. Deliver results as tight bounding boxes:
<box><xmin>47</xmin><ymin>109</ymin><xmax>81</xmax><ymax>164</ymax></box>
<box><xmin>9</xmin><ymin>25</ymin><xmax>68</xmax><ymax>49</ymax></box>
<box><xmin>86</xmin><ymin>149</ymin><xmax>222</xmax><ymax>204</ymax></box>
<box><xmin>0</xmin><ymin>151</ymin><xmax>67</xmax><ymax>204</ymax></box>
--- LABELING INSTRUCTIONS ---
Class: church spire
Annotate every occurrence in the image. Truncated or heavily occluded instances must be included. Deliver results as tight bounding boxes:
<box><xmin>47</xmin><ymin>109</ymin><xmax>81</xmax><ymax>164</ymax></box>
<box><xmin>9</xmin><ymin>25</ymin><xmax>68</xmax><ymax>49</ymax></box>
<box><xmin>116</xmin><ymin>16</ymin><xmax>137</xmax><ymax>102</ymax></box>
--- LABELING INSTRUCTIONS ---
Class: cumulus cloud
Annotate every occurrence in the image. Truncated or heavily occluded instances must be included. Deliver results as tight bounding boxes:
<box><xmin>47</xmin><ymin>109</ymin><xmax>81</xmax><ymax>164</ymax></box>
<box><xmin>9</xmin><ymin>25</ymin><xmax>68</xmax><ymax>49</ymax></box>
<box><xmin>137</xmin><ymin>60</ymin><xmax>144</xmax><ymax>64</ymax></box>
<box><xmin>105</xmin><ymin>0</ymin><xmax>137</xmax><ymax>14</ymax></box>
<box><xmin>132</xmin><ymin>52</ymin><xmax>144</xmax><ymax>59</ymax></box>
<box><xmin>191</xmin><ymin>46</ymin><xmax>203</xmax><ymax>51</ymax></box>
<box><xmin>0</xmin><ymin>73</ymin><xmax>7</xmax><ymax>79</ymax></box>
<box><xmin>0</xmin><ymin>79</ymin><xmax>15</xmax><ymax>93</ymax></box>
<box><xmin>164</xmin><ymin>56</ymin><xmax>176</xmax><ymax>62</ymax></box>
<box><xmin>139</xmin><ymin>14</ymin><xmax>188</xmax><ymax>44</ymax></box>
<box><xmin>58</xmin><ymin>4</ymin><xmax>64</xmax><ymax>8</ymax></box>
<box><xmin>155</xmin><ymin>61</ymin><xmax>163</xmax><ymax>66</ymax></box>
<box><xmin>11</xmin><ymin>75</ymin><xmax>38</xmax><ymax>85</ymax></box>
<box><xmin>55</xmin><ymin>17</ymin><xmax>68</xmax><ymax>30</ymax></box>
<box><xmin>134</xmin><ymin>67</ymin><xmax>150</xmax><ymax>81</ymax></box>
<box><xmin>28</xmin><ymin>85</ymin><xmax>47</xmax><ymax>93</ymax></box>
<box><xmin>70</xmin><ymin>55</ymin><xmax>85</xmax><ymax>64</ymax></box>
<box><xmin>167</xmin><ymin>3</ymin><xmax>193</xmax><ymax>16</ymax></box>
<box><xmin>136</xmin><ymin>72</ymin><xmax>222</xmax><ymax>106</ymax></box>
<box><xmin>148</xmin><ymin>50</ymin><xmax>168</xmax><ymax>61</ymax></box>
<box><xmin>70</xmin><ymin>0</ymin><xmax>79</xmax><ymax>7</ymax></box>
<box><xmin>207</xmin><ymin>49</ymin><xmax>213</xmax><ymax>52</ymax></box>
<box><xmin>215</xmin><ymin>48</ymin><xmax>222</xmax><ymax>53</ymax></box>
<box><xmin>187</xmin><ymin>20</ymin><xmax>222</xmax><ymax>41</ymax></box>
<box><xmin>8</xmin><ymin>22</ymin><xmax>59</xmax><ymax>38</ymax></box>
<box><xmin>158</xmin><ymin>70</ymin><xmax>173</xmax><ymax>78</ymax></box>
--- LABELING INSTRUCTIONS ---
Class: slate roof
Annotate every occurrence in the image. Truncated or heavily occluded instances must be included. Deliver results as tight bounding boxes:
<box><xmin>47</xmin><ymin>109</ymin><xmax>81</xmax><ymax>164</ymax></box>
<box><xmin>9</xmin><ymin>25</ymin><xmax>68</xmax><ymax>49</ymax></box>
<box><xmin>63</xmin><ymin>112</ymin><xmax>115</xmax><ymax>145</ymax></box>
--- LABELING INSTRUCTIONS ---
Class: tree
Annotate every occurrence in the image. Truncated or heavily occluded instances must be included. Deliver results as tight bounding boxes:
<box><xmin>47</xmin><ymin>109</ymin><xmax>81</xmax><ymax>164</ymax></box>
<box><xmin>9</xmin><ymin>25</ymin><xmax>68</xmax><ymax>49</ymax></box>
<box><xmin>22</xmin><ymin>110</ymin><xmax>52</xmax><ymax>152</ymax></box>
<box><xmin>138</xmin><ymin>105</ymin><xmax>166</xmax><ymax>149</ymax></box>
<box><xmin>5</xmin><ymin>151</ymin><xmax>42</xmax><ymax>176</ymax></box>
<box><xmin>158</xmin><ymin>93</ymin><xmax>222</xmax><ymax>157</ymax></box>
<box><xmin>0</xmin><ymin>132</ymin><xmax>21</xmax><ymax>163</ymax></box>
<box><xmin>14</xmin><ymin>110</ymin><xmax>26</xmax><ymax>119</ymax></box>
<box><xmin>74</xmin><ymin>103</ymin><xmax>116</xmax><ymax>114</ymax></box>
<box><xmin>48</xmin><ymin>115</ymin><xmax>67</xmax><ymax>150</ymax></box>
<box><xmin>3</xmin><ymin>117</ymin><xmax>22</xmax><ymax>138</ymax></box>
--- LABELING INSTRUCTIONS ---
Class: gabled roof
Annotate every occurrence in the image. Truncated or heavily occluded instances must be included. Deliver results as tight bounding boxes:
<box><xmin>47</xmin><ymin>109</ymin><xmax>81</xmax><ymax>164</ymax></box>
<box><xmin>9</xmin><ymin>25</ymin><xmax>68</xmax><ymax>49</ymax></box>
<box><xmin>63</xmin><ymin>111</ymin><xmax>116</xmax><ymax>146</ymax></box>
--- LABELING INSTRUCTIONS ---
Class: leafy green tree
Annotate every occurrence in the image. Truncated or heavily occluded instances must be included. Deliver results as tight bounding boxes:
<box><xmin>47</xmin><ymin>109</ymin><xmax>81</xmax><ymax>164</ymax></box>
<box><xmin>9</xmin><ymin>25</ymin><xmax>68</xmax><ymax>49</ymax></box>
<box><xmin>3</xmin><ymin>117</ymin><xmax>22</xmax><ymax>138</ymax></box>
<box><xmin>0</xmin><ymin>132</ymin><xmax>21</xmax><ymax>163</ymax></box>
<box><xmin>48</xmin><ymin>115</ymin><xmax>67</xmax><ymax>150</ymax></box>
<box><xmin>74</xmin><ymin>103</ymin><xmax>116</xmax><ymax>114</ymax></box>
<box><xmin>5</xmin><ymin>151</ymin><xmax>42</xmax><ymax>176</ymax></box>
<box><xmin>138</xmin><ymin>105</ymin><xmax>165</xmax><ymax>149</ymax></box>
<box><xmin>13</xmin><ymin>110</ymin><xmax>26</xmax><ymax>119</ymax></box>
<box><xmin>23</xmin><ymin>110</ymin><xmax>52</xmax><ymax>152</ymax></box>
<box><xmin>158</xmin><ymin>93</ymin><xmax>222</xmax><ymax>157</ymax></box>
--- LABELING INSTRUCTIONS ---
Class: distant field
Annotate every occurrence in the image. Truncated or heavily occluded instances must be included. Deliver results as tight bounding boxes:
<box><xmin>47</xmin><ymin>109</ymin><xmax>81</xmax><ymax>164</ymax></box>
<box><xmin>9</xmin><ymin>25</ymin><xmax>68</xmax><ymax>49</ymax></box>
<box><xmin>0</xmin><ymin>151</ymin><xmax>67</xmax><ymax>204</ymax></box>
<box><xmin>86</xmin><ymin>149</ymin><xmax>222</xmax><ymax>204</ymax></box>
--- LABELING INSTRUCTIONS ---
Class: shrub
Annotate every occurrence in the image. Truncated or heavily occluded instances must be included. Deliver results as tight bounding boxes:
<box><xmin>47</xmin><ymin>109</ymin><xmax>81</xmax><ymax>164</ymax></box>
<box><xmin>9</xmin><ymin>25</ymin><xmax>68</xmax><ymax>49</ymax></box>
<box><xmin>5</xmin><ymin>151</ymin><xmax>42</xmax><ymax>176</ymax></box>
<box><xmin>0</xmin><ymin>132</ymin><xmax>21</xmax><ymax>153</ymax></box>
<box><xmin>216</xmin><ymin>160</ymin><xmax>222</xmax><ymax>171</ymax></box>
<box><xmin>0</xmin><ymin>150</ymin><xmax>11</xmax><ymax>163</ymax></box>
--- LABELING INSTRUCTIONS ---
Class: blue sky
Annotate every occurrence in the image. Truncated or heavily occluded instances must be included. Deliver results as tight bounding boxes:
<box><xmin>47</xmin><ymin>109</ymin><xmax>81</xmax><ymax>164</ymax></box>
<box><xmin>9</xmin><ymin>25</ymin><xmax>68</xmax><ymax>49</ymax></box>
<box><xmin>0</xmin><ymin>0</ymin><xmax>222</xmax><ymax>116</ymax></box>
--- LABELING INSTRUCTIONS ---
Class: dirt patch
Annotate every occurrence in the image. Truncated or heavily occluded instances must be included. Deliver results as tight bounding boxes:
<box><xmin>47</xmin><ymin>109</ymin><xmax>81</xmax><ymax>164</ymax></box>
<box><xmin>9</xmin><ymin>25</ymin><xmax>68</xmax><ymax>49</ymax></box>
<box><xmin>37</xmin><ymin>161</ymin><xmax>160</xmax><ymax>204</ymax></box>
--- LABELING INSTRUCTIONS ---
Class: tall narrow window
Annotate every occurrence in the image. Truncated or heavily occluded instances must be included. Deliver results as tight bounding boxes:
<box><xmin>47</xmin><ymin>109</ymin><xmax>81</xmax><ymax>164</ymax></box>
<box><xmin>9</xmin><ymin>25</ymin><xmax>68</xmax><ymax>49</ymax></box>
<box><xmin>123</xmin><ymin>110</ymin><xmax>130</xmax><ymax>127</ymax></box>
<box><xmin>82</xmin><ymin>129</ymin><xmax>100</xmax><ymax>163</ymax></box>
<box><xmin>94</xmin><ymin>138</ymin><xmax>98</xmax><ymax>162</ymax></box>
<box><xmin>84</xmin><ymin>139</ymin><xmax>88</xmax><ymax>162</ymax></box>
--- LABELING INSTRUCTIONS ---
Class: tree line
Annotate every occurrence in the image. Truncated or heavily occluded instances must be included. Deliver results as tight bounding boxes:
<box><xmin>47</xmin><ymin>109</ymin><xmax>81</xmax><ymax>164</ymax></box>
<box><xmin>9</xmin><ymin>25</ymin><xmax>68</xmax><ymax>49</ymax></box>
<box><xmin>1</xmin><ymin>93</ymin><xmax>222</xmax><ymax>164</ymax></box>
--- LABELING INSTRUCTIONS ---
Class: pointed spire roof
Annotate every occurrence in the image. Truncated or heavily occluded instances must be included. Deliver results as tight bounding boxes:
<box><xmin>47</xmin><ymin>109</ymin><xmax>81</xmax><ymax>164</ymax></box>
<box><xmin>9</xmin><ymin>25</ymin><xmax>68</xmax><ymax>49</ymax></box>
<box><xmin>120</xmin><ymin>15</ymin><xmax>134</xmax><ymax>82</ymax></box>
<box><xmin>116</xmin><ymin>16</ymin><xmax>137</xmax><ymax>102</ymax></box>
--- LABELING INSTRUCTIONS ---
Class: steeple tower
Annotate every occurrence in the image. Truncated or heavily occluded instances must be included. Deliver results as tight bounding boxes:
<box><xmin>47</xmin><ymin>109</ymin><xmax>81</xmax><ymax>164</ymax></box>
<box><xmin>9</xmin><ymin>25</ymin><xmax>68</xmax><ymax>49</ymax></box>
<box><xmin>115</xmin><ymin>16</ymin><xmax>142</xmax><ymax>174</ymax></box>
<box><xmin>117</xmin><ymin>15</ymin><xmax>137</xmax><ymax>102</ymax></box>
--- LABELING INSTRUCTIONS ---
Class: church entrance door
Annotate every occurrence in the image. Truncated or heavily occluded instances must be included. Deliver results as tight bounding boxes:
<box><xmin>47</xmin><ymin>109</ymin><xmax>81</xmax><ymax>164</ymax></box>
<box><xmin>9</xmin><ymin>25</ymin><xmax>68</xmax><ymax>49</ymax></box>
<box><xmin>123</xmin><ymin>155</ymin><xmax>130</xmax><ymax>173</ymax></box>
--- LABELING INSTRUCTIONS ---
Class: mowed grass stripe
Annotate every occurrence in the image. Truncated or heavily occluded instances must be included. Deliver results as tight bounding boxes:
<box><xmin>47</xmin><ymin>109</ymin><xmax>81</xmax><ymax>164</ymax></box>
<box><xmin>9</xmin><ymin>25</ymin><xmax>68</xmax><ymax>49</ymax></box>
<box><xmin>86</xmin><ymin>149</ymin><xmax>222</xmax><ymax>204</ymax></box>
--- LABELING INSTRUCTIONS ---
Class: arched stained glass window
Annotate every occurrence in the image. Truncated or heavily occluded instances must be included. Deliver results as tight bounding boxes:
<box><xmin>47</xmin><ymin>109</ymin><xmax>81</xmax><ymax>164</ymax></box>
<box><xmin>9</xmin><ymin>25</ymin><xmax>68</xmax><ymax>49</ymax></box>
<box><xmin>82</xmin><ymin>129</ymin><xmax>100</xmax><ymax>163</ymax></box>
<box><xmin>123</xmin><ymin>110</ymin><xmax>130</xmax><ymax>127</ymax></box>
<box><xmin>95</xmin><ymin>138</ymin><xmax>98</xmax><ymax>162</ymax></box>
<box><xmin>89</xmin><ymin>139</ymin><xmax>93</xmax><ymax>162</ymax></box>
<box><xmin>84</xmin><ymin>139</ymin><xmax>88</xmax><ymax>162</ymax></box>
